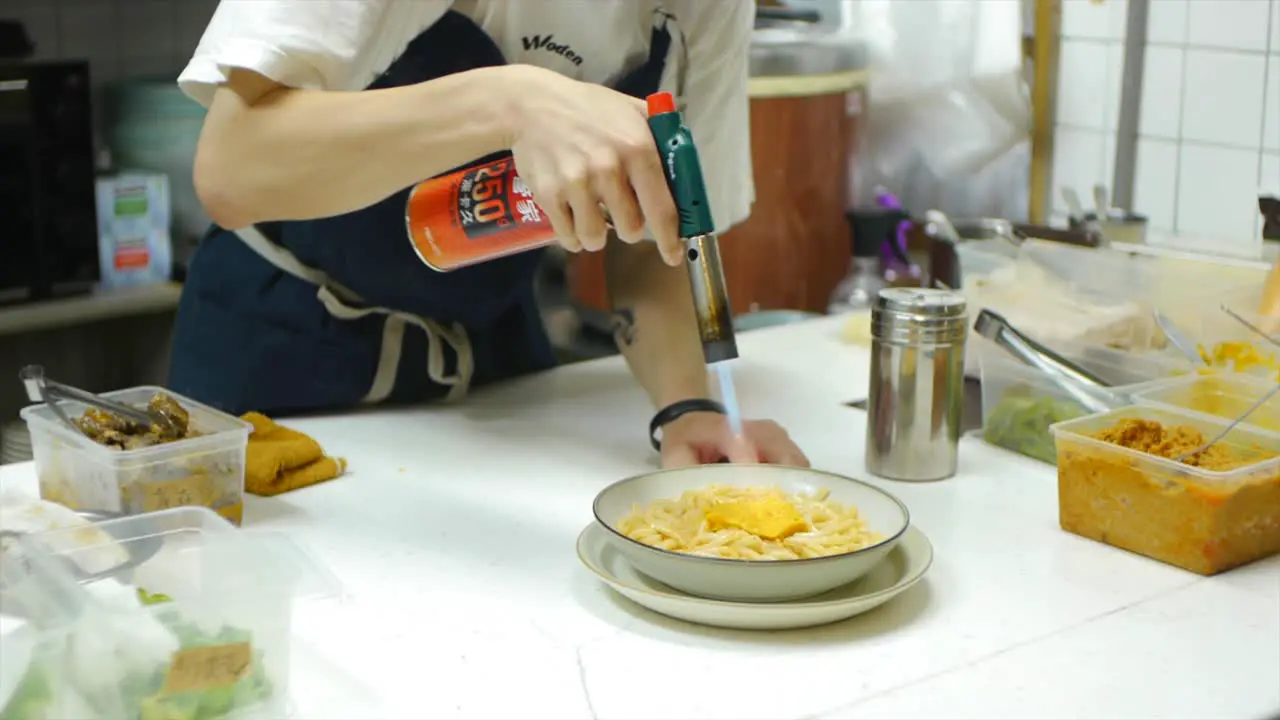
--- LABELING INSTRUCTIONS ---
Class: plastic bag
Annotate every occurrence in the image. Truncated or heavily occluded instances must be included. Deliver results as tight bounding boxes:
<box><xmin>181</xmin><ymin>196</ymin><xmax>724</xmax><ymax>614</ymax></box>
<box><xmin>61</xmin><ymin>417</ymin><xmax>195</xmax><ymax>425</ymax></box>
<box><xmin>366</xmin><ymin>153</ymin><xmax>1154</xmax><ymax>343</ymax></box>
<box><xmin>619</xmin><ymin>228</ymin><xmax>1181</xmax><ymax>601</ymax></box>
<box><xmin>845</xmin><ymin>0</ymin><xmax>1032</xmax><ymax>219</ymax></box>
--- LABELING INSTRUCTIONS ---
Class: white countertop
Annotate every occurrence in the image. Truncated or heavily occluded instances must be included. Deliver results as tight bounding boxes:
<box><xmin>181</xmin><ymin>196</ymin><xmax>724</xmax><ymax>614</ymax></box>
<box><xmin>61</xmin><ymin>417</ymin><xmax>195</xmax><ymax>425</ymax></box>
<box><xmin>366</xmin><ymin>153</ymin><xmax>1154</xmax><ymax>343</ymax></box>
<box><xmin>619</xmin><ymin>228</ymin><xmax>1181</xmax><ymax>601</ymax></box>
<box><xmin>2</xmin><ymin>316</ymin><xmax>1278</xmax><ymax>720</ymax></box>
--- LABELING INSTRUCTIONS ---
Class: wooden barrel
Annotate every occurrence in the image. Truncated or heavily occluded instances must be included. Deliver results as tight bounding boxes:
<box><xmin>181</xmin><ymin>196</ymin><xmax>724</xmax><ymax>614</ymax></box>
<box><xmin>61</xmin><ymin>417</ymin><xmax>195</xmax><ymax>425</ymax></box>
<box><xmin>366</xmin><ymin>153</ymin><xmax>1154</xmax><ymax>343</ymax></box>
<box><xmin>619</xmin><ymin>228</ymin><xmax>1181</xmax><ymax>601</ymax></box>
<box><xmin>568</xmin><ymin>69</ymin><xmax>870</xmax><ymax>320</ymax></box>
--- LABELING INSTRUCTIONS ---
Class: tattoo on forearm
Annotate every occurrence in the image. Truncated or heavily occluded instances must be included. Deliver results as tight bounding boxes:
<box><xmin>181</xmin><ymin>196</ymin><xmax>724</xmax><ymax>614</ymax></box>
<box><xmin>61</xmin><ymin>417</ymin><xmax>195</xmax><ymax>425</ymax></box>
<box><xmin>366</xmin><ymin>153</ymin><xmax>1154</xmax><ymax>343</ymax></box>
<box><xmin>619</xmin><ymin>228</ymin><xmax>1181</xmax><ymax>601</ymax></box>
<box><xmin>610</xmin><ymin>308</ymin><xmax>637</xmax><ymax>347</ymax></box>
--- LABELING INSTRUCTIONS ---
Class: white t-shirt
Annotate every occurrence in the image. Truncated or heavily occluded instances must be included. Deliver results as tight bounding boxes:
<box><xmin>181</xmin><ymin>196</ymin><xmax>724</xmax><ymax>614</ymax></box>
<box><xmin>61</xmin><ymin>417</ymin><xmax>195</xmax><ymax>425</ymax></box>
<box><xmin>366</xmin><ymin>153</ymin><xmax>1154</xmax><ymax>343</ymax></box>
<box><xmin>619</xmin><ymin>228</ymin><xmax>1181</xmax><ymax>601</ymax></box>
<box><xmin>178</xmin><ymin>0</ymin><xmax>755</xmax><ymax>234</ymax></box>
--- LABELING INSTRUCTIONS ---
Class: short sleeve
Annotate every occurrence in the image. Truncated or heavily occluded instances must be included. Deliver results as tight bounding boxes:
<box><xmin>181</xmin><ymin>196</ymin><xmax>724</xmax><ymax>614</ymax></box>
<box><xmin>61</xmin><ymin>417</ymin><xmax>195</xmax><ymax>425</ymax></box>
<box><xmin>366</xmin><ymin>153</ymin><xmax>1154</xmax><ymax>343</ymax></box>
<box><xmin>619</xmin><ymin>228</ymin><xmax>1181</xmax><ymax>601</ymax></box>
<box><xmin>178</xmin><ymin>0</ymin><xmax>452</xmax><ymax>108</ymax></box>
<box><xmin>674</xmin><ymin>0</ymin><xmax>755</xmax><ymax>235</ymax></box>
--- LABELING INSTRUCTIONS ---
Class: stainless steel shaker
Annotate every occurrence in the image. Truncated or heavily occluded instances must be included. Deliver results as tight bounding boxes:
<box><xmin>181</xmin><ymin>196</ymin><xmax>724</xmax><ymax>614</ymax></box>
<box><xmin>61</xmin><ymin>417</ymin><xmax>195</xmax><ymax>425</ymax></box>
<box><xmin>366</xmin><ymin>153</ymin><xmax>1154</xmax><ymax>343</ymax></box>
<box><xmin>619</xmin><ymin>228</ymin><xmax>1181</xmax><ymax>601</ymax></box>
<box><xmin>865</xmin><ymin>288</ymin><xmax>968</xmax><ymax>481</ymax></box>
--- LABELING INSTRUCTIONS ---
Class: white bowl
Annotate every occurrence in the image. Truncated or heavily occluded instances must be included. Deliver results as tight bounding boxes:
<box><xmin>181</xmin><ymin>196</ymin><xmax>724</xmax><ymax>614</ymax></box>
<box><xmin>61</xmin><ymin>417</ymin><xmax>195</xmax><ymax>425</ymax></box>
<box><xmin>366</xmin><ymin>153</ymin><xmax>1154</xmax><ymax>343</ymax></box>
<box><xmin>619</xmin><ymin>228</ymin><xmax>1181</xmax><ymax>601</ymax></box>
<box><xmin>592</xmin><ymin>464</ymin><xmax>910</xmax><ymax>603</ymax></box>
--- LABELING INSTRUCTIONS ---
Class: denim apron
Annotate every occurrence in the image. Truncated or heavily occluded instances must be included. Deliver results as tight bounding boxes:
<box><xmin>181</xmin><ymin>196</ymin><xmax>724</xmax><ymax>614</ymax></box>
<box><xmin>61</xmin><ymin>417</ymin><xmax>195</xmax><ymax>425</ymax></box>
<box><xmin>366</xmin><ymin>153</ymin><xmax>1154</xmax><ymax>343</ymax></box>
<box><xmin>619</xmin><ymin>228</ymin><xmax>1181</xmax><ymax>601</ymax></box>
<box><xmin>169</xmin><ymin>10</ymin><xmax>672</xmax><ymax>416</ymax></box>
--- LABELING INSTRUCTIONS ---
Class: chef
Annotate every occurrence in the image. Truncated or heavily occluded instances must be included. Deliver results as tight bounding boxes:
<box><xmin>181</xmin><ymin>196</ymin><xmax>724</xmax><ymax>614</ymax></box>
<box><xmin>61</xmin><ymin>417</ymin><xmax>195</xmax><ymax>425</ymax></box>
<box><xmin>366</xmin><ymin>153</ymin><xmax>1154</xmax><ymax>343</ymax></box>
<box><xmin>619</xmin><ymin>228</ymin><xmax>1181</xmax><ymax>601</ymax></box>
<box><xmin>171</xmin><ymin>0</ymin><xmax>809</xmax><ymax>469</ymax></box>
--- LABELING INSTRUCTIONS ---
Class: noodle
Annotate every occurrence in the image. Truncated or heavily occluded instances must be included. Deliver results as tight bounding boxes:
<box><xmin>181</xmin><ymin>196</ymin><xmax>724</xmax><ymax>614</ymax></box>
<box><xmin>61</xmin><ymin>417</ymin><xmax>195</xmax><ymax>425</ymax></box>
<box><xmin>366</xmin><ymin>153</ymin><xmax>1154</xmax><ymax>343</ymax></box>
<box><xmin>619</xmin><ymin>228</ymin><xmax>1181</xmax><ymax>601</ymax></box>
<box><xmin>615</xmin><ymin>484</ymin><xmax>883</xmax><ymax>560</ymax></box>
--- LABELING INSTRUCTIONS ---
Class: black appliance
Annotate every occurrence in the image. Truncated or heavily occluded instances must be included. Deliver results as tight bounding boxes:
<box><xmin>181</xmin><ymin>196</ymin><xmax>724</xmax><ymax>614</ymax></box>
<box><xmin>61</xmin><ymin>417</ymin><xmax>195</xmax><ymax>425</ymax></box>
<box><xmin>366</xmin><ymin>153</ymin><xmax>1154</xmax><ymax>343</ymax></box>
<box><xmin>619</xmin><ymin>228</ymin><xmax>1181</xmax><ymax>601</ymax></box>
<box><xmin>0</xmin><ymin>59</ymin><xmax>99</xmax><ymax>304</ymax></box>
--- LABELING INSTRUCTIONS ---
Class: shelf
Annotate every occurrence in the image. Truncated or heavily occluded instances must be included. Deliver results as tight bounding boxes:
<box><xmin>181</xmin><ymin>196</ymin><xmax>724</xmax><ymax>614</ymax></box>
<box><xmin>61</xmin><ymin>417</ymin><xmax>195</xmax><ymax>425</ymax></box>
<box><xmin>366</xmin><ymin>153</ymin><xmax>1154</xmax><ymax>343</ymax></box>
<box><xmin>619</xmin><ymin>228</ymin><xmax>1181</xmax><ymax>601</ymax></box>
<box><xmin>0</xmin><ymin>282</ymin><xmax>183</xmax><ymax>337</ymax></box>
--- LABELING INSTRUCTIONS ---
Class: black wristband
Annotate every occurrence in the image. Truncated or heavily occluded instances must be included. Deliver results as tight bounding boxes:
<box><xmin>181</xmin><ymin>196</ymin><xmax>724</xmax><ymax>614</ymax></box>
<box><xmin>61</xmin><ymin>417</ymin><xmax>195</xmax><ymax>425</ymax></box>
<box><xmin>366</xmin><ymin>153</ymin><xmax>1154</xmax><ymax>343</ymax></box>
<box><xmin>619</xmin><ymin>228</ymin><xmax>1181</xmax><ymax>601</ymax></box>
<box><xmin>649</xmin><ymin>398</ymin><xmax>726</xmax><ymax>451</ymax></box>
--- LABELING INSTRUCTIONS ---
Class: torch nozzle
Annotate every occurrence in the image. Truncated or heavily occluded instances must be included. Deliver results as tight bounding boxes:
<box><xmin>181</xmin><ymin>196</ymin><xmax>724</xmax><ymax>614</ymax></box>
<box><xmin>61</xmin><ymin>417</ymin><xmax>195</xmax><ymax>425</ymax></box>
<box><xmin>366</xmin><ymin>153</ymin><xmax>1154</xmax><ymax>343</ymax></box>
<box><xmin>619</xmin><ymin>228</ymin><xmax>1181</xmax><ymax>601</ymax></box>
<box><xmin>684</xmin><ymin>233</ymin><xmax>738</xmax><ymax>364</ymax></box>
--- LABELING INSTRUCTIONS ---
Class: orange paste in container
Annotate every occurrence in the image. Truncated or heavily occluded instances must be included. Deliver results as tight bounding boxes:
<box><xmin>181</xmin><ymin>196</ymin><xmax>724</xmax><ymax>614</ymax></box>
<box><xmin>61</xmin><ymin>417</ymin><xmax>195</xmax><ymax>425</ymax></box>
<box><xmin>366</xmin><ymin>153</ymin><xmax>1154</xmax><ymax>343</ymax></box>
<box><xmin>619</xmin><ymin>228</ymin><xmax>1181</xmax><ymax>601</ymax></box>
<box><xmin>1057</xmin><ymin>418</ymin><xmax>1280</xmax><ymax>575</ymax></box>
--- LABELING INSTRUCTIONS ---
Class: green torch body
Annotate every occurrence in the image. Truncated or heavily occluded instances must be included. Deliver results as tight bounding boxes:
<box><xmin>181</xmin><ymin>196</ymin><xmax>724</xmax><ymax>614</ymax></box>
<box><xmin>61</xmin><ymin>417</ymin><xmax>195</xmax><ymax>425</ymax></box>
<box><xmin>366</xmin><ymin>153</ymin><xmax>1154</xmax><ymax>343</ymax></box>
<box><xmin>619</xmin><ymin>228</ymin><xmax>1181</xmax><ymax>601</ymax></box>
<box><xmin>645</xmin><ymin>91</ymin><xmax>740</xmax><ymax>364</ymax></box>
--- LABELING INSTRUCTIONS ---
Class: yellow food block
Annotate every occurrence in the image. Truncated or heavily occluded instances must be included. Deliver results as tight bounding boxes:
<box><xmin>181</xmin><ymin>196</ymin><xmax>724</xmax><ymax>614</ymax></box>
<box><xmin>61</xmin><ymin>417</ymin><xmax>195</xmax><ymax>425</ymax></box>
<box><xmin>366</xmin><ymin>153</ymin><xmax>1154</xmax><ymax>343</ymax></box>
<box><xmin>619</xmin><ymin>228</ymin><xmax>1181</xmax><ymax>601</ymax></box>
<box><xmin>705</xmin><ymin>497</ymin><xmax>808</xmax><ymax>540</ymax></box>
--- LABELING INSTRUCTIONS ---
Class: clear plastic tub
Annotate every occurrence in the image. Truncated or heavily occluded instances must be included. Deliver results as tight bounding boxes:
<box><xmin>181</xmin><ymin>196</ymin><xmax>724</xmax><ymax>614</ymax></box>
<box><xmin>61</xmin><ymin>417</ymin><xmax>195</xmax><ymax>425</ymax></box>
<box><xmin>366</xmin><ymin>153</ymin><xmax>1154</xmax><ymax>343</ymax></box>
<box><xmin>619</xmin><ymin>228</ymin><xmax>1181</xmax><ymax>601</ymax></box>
<box><xmin>1131</xmin><ymin>374</ymin><xmax>1280</xmax><ymax>434</ymax></box>
<box><xmin>20</xmin><ymin>506</ymin><xmax>340</xmax><ymax>718</ymax></box>
<box><xmin>960</xmin><ymin>240</ymin><xmax>1172</xmax><ymax>377</ymax></box>
<box><xmin>1011</xmin><ymin>240</ymin><xmax>1165</xmax><ymax>351</ymax></box>
<box><xmin>1</xmin><ymin>525</ymin><xmax>133</xmax><ymax>717</ymax></box>
<box><xmin>20</xmin><ymin>387</ymin><xmax>252</xmax><ymax>526</ymax></box>
<box><xmin>1018</xmin><ymin>240</ymin><xmax>1267</xmax><ymax>332</ymax></box>
<box><xmin>1050</xmin><ymin>406</ymin><xmax>1280</xmax><ymax>575</ymax></box>
<box><xmin>955</xmin><ymin>238</ymin><xmax>1018</xmax><ymax>284</ymax></box>
<box><xmin>978</xmin><ymin>347</ymin><xmax>1188</xmax><ymax>464</ymax></box>
<box><xmin>1169</xmin><ymin>284</ymin><xmax>1280</xmax><ymax>381</ymax></box>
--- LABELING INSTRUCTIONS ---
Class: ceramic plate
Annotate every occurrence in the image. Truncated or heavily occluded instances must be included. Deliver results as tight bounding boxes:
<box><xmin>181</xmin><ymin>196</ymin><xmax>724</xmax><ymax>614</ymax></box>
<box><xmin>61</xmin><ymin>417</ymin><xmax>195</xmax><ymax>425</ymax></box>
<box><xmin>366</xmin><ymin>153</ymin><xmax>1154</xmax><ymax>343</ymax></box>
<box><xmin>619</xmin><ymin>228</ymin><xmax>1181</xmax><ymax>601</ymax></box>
<box><xmin>576</xmin><ymin>522</ymin><xmax>933</xmax><ymax>630</ymax></box>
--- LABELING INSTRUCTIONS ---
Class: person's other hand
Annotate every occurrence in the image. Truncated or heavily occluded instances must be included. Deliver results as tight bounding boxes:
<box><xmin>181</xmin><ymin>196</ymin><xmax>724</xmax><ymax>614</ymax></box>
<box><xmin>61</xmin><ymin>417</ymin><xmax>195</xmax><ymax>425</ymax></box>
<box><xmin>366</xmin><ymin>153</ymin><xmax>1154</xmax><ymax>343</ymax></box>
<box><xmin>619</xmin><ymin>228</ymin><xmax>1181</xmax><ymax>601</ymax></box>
<box><xmin>659</xmin><ymin>412</ymin><xmax>810</xmax><ymax>468</ymax></box>
<box><xmin>506</xmin><ymin>66</ymin><xmax>682</xmax><ymax>265</ymax></box>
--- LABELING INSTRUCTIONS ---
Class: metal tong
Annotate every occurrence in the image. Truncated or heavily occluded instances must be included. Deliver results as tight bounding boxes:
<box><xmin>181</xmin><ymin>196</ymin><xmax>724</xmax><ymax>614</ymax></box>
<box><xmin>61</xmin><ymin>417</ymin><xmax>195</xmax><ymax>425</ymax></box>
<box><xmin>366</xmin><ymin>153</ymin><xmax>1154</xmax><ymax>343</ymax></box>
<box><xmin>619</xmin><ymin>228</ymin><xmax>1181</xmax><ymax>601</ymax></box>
<box><xmin>19</xmin><ymin>365</ymin><xmax>179</xmax><ymax>438</ymax></box>
<box><xmin>973</xmin><ymin>310</ymin><xmax>1127</xmax><ymax>414</ymax></box>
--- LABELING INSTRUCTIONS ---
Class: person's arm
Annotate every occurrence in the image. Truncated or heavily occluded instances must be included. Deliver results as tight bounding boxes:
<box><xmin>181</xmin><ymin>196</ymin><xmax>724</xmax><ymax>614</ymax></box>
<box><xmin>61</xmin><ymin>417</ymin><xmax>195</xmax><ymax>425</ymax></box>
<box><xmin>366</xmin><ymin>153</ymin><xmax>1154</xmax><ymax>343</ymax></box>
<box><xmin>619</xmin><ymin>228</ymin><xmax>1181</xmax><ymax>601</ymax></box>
<box><xmin>606</xmin><ymin>239</ymin><xmax>710</xmax><ymax>408</ymax></box>
<box><xmin>605</xmin><ymin>0</ymin><xmax>755</xmax><ymax>409</ymax></box>
<box><xmin>194</xmin><ymin>66</ymin><xmax>525</xmax><ymax>229</ymax></box>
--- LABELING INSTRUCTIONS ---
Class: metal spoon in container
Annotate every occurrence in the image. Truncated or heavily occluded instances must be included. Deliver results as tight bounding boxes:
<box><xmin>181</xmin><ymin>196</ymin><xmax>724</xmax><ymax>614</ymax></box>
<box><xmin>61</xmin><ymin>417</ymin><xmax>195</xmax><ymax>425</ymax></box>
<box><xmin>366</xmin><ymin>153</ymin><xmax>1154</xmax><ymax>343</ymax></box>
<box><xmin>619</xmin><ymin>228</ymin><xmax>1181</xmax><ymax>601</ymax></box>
<box><xmin>1153</xmin><ymin>311</ymin><xmax>1207</xmax><ymax>366</ymax></box>
<box><xmin>973</xmin><ymin>310</ymin><xmax>1127</xmax><ymax>414</ymax></box>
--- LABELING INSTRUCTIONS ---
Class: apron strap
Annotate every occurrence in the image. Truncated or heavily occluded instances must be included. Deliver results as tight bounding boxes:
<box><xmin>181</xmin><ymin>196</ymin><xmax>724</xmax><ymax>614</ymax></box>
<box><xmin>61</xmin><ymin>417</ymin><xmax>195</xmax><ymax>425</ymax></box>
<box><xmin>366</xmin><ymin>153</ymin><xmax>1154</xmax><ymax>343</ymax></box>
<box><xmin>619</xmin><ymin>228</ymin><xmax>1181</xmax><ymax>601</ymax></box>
<box><xmin>233</xmin><ymin>226</ymin><xmax>474</xmax><ymax>403</ymax></box>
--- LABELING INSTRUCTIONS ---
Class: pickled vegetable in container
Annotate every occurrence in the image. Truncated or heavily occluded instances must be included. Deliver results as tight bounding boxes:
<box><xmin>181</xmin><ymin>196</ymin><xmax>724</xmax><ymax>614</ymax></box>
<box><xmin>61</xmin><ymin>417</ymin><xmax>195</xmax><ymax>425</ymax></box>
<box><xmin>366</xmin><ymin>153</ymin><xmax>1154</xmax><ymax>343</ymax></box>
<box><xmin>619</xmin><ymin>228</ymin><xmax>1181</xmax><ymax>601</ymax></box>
<box><xmin>978</xmin><ymin>346</ymin><xmax>1187</xmax><ymax>465</ymax></box>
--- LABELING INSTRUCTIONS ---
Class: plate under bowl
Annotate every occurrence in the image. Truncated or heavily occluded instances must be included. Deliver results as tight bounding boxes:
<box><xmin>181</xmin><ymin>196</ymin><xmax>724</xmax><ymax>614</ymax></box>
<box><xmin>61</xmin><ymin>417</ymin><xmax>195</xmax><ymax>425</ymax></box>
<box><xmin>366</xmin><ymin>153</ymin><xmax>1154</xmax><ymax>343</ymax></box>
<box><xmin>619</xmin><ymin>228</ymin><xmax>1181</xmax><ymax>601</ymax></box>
<box><xmin>592</xmin><ymin>464</ymin><xmax>910</xmax><ymax>602</ymax></box>
<box><xmin>577</xmin><ymin>522</ymin><xmax>934</xmax><ymax>630</ymax></box>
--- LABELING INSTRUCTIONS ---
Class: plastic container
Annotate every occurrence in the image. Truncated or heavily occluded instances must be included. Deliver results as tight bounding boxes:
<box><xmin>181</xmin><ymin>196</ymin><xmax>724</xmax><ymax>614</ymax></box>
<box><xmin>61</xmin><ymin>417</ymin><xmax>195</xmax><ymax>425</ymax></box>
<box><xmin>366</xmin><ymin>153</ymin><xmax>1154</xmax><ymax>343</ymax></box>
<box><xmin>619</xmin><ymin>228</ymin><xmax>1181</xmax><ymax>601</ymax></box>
<box><xmin>20</xmin><ymin>387</ymin><xmax>252</xmax><ymax>526</ymax></box>
<box><xmin>1170</xmin><ymin>283</ymin><xmax>1280</xmax><ymax>380</ymax></box>
<box><xmin>978</xmin><ymin>346</ymin><xmax>1190</xmax><ymax>464</ymax></box>
<box><xmin>954</xmin><ymin>238</ymin><xmax>1018</xmax><ymax>283</ymax></box>
<box><xmin>1</xmin><ymin>528</ymin><xmax>134</xmax><ymax>717</ymax></box>
<box><xmin>20</xmin><ymin>506</ymin><xmax>339</xmax><ymax>718</ymax></box>
<box><xmin>1131</xmin><ymin>374</ymin><xmax>1280</xmax><ymax>433</ymax></box>
<box><xmin>1050</xmin><ymin>405</ymin><xmax>1280</xmax><ymax>575</ymax></box>
<box><xmin>959</xmin><ymin>241</ymin><xmax>1168</xmax><ymax>378</ymax></box>
<box><xmin>1025</xmin><ymin>242</ymin><xmax>1271</xmax><ymax>353</ymax></box>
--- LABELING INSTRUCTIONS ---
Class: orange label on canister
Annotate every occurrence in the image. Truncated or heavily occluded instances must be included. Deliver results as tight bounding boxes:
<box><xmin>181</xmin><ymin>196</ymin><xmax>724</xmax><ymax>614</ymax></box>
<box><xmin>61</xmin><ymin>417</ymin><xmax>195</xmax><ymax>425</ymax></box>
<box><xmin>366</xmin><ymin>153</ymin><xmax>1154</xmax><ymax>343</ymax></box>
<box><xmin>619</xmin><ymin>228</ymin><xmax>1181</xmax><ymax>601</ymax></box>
<box><xmin>405</xmin><ymin>154</ymin><xmax>556</xmax><ymax>271</ymax></box>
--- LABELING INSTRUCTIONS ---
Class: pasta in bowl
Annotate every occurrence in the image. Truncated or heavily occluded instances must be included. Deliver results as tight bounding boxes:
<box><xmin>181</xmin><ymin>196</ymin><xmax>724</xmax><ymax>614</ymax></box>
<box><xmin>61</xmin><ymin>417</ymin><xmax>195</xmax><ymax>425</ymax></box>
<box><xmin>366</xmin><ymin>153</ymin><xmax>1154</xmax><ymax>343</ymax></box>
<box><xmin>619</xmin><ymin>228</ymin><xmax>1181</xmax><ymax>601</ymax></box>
<box><xmin>593</xmin><ymin>465</ymin><xmax>910</xmax><ymax>602</ymax></box>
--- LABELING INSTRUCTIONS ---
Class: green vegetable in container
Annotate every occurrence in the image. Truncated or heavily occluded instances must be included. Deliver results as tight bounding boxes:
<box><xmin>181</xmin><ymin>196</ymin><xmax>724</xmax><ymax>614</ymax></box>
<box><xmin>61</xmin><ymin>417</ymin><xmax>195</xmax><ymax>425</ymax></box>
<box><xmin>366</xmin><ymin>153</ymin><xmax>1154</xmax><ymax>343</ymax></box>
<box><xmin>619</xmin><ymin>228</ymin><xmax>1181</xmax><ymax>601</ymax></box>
<box><xmin>2</xmin><ymin>584</ymin><xmax>276</xmax><ymax>720</ymax></box>
<box><xmin>0</xmin><ymin>663</ymin><xmax>52</xmax><ymax>720</ymax></box>
<box><xmin>137</xmin><ymin>588</ymin><xmax>173</xmax><ymax>606</ymax></box>
<box><xmin>983</xmin><ymin>390</ymin><xmax>1088</xmax><ymax>464</ymax></box>
<box><xmin>128</xmin><ymin>602</ymin><xmax>274</xmax><ymax>720</ymax></box>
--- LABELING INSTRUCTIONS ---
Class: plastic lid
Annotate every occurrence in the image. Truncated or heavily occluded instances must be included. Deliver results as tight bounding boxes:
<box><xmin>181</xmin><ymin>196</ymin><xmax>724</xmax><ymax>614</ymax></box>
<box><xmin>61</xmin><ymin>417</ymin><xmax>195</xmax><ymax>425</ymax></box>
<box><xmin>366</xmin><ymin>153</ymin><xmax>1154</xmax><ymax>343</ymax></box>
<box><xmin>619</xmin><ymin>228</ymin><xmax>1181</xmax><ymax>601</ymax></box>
<box><xmin>646</xmin><ymin>91</ymin><xmax>676</xmax><ymax>117</ymax></box>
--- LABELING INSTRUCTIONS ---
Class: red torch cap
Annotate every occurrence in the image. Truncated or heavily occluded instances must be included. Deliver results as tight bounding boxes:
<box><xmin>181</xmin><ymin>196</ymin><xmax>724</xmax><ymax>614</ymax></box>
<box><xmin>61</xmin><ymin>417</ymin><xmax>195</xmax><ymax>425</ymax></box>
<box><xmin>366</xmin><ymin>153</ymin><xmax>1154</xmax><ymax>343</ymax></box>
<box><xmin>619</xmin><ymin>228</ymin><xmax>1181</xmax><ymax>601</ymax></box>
<box><xmin>646</xmin><ymin>91</ymin><xmax>676</xmax><ymax>117</ymax></box>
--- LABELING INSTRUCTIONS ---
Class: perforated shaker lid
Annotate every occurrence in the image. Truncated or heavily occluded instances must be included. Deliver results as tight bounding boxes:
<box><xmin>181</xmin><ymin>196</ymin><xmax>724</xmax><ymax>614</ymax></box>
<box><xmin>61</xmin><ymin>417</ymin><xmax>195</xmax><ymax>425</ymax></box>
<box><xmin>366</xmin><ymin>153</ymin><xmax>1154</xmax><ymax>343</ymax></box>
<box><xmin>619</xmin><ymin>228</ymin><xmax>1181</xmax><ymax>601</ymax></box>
<box><xmin>874</xmin><ymin>287</ymin><xmax>967</xmax><ymax>317</ymax></box>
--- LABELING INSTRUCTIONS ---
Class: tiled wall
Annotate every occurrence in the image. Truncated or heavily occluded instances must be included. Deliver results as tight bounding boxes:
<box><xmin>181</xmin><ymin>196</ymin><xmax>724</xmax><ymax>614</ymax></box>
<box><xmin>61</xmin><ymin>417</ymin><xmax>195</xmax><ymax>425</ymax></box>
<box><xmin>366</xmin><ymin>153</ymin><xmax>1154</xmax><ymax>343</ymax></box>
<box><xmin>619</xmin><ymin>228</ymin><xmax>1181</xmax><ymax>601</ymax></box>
<box><xmin>1052</xmin><ymin>0</ymin><xmax>1280</xmax><ymax>258</ymax></box>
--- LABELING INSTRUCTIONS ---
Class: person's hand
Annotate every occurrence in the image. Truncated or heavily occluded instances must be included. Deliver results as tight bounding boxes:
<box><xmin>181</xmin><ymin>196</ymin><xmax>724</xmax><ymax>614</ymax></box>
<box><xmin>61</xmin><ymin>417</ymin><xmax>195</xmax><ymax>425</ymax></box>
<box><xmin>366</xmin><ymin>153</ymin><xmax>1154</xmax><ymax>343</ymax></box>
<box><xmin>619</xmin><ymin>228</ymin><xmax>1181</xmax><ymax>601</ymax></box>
<box><xmin>659</xmin><ymin>412</ymin><xmax>810</xmax><ymax>468</ymax></box>
<box><xmin>505</xmin><ymin>66</ymin><xmax>683</xmax><ymax>265</ymax></box>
